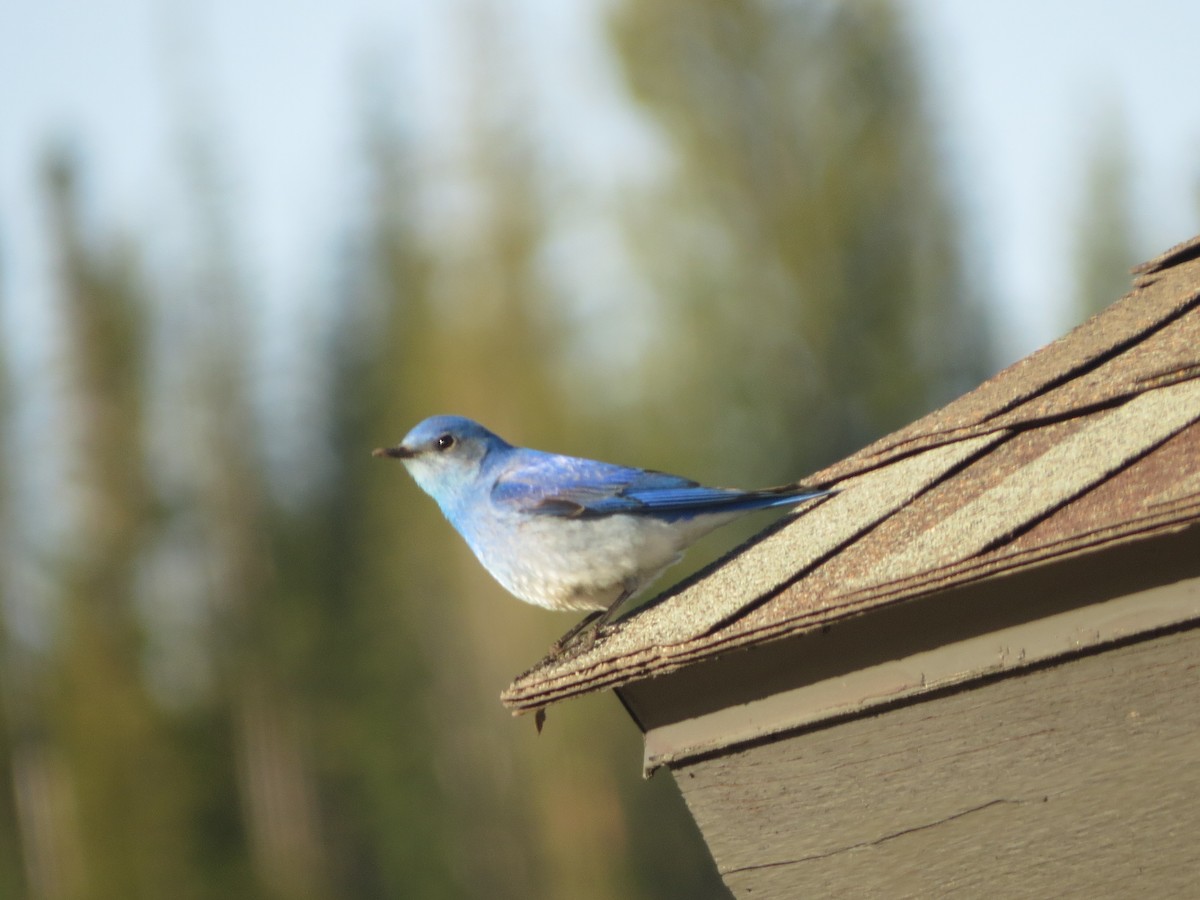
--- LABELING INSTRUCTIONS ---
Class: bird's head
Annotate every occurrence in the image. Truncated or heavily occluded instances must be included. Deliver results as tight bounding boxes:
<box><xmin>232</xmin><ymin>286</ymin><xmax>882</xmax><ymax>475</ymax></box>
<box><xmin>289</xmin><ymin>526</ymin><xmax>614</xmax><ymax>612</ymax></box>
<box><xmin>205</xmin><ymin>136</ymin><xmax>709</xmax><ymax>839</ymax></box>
<box><xmin>373</xmin><ymin>415</ymin><xmax>508</xmax><ymax>505</ymax></box>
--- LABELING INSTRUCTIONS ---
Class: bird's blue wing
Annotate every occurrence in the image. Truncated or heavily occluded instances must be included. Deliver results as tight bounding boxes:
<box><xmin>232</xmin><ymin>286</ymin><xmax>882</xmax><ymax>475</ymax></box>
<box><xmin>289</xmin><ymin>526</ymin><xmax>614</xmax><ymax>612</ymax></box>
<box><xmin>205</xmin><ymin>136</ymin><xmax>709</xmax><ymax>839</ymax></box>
<box><xmin>490</xmin><ymin>450</ymin><xmax>821</xmax><ymax>519</ymax></box>
<box><xmin>490</xmin><ymin>452</ymin><xmax>705</xmax><ymax>517</ymax></box>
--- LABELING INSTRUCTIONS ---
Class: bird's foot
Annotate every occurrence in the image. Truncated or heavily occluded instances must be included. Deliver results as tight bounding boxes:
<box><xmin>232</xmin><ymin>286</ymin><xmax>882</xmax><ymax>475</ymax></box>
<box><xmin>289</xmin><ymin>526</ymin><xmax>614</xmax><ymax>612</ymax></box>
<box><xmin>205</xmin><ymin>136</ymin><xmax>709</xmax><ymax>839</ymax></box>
<box><xmin>544</xmin><ymin>583</ymin><xmax>635</xmax><ymax>662</ymax></box>
<box><xmin>544</xmin><ymin>616</ymin><xmax>603</xmax><ymax>664</ymax></box>
<box><xmin>547</xmin><ymin>611</ymin><xmax>599</xmax><ymax>657</ymax></box>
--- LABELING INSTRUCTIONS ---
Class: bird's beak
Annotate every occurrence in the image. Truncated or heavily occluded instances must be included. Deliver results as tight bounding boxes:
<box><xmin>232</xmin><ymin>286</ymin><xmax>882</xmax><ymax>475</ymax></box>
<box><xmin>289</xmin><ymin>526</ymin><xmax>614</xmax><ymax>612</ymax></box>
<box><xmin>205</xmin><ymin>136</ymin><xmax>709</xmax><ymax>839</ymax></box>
<box><xmin>372</xmin><ymin>445</ymin><xmax>414</xmax><ymax>460</ymax></box>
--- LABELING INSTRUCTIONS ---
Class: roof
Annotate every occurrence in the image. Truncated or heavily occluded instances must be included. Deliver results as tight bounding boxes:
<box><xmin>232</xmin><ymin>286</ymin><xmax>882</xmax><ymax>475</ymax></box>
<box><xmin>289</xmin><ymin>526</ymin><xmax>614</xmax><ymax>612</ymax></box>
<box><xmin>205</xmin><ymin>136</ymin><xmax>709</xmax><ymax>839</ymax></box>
<box><xmin>502</xmin><ymin>235</ymin><xmax>1200</xmax><ymax>715</ymax></box>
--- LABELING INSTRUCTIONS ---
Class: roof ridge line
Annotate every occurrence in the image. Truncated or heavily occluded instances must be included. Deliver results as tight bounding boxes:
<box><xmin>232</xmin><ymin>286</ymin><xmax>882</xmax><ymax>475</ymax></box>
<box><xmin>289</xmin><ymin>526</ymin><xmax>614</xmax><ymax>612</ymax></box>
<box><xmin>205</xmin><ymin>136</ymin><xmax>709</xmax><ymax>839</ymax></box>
<box><xmin>1133</xmin><ymin>233</ymin><xmax>1200</xmax><ymax>281</ymax></box>
<box><xmin>972</xmin><ymin>289</ymin><xmax>1200</xmax><ymax>427</ymax></box>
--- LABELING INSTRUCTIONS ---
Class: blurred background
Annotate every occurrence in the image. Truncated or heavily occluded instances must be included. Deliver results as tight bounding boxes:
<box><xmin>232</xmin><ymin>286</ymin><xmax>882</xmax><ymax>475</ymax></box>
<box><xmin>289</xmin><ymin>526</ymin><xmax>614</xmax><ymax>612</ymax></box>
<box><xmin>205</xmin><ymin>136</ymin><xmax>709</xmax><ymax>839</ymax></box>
<box><xmin>1</xmin><ymin>0</ymin><xmax>1198</xmax><ymax>897</ymax></box>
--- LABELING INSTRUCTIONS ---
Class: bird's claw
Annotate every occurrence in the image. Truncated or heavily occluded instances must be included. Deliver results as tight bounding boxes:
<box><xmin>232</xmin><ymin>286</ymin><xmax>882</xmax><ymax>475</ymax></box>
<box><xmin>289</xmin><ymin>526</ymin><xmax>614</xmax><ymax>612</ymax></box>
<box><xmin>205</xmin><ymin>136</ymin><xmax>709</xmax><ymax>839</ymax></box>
<box><xmin>545</xmin><ymin>620</ymin><xmax>600</xmax><ymax>663</ymax></box>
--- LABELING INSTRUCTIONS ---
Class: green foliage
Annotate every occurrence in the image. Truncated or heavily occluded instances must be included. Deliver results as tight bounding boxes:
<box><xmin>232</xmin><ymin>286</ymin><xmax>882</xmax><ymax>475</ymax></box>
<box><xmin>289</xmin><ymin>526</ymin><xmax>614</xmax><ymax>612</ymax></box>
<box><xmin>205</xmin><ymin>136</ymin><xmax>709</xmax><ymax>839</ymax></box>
<box><xmin>1073</xmin><ymin>105</ymin><xmax>1140</xmax><ymax>323</ymax></box>
<box><xmin>612</xmin><ymin>0</ymin><xmax>994</xmax><ymax>482</ymax></box>
<box><xmin>0</xmin><ymin>235</ymin><xmax>24</xmax><ymax>900</ymax></box>
<box><xmin>0</xmin><ymin>3</ymin><xmax>998</xmax><ymax>898</ymax></box>
<box><xmin>41</xmin><ymin>150</ymin><xmax>191</xmax><ymax>899</ymax></box>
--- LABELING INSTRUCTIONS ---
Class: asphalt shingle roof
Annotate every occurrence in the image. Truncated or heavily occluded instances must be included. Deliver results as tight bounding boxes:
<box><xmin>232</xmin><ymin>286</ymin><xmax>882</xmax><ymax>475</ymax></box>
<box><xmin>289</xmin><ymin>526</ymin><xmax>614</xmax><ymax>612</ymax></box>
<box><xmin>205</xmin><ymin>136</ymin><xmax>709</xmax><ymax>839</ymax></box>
<box><xmin>502</xmin><ymin>236</ymin><xmax>1200</xmax><ymax>714</ymax></box>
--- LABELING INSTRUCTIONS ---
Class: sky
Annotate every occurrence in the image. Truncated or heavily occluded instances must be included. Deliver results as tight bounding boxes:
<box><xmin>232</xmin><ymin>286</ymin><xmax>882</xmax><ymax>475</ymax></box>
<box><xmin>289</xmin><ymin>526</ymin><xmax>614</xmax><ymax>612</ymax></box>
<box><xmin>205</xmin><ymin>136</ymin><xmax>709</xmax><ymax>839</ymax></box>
<box><xmin>2</xmin><ymin>0</ymin><xmax>1199</xmax><ymax>382</ymax></box>
<box><xmin>908</xmin><ymin>0</ymin><xmax>1200</xmax><ymax>350</ymax></box>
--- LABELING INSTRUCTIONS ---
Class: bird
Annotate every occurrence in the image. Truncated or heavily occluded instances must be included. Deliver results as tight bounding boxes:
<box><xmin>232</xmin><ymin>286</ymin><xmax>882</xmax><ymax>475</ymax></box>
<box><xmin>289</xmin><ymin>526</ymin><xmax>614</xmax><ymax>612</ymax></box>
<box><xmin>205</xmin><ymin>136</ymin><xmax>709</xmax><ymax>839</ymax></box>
<box><xmin>373</xmin><ymin>415</ymin><xmax>833</xmax><ymax>653</ymax></box>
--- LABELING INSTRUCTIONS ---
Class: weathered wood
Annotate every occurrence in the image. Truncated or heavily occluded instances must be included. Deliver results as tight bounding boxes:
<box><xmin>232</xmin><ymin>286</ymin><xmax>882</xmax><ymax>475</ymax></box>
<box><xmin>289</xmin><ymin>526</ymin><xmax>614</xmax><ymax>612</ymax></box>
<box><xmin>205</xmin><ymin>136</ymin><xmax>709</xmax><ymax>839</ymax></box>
<box><xmin>673</xmin><ymin>627</ymin><xmax>1200</xmax><ymax>898</ymax></box>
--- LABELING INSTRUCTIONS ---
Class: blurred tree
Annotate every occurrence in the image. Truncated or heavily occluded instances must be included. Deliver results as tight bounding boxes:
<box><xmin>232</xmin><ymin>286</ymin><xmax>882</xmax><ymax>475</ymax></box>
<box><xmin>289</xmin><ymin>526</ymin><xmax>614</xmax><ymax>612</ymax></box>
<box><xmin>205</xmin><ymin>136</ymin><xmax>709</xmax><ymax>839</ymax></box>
<box><xmin>1</xmin><ymin>3</ymin><xmax>1003</xmax><ymax>898</ymax></box>
<box><xmin>296</xmin><ymin>96</ymin><xmax>458</xmax><ymax>896</ymax></box>
<box><xmin>301</xmin><ymin>3</ymin><xmax>993</xmax><ymax>896</ymax></box>
<box><xmin>1072</xmin><ymin>105</ymin><xmax>1139</xmax><ymax>322</ymax></box>
<box><xmin>168</xmin><ymin>128</ymin><xmax>330</xmax><ymax>898</ymax></box>
<box><xmin>306</xmin><ymin>45</ymin><xmax>658</xmax><ymax>894</ymax></box>
<box><xmin>40</xmin><ymin>150</ymin><xmax>198</xmax><ymax>899</ymax></box>
<box><xmin>610</xmin><ymin>0</ymin><xmax>995</xmax><ymax>484</ymax></box>
<box><xmin>0</xmin><ymin>250</ymin><xmax>28</xmax><ymax>899</ymax></box>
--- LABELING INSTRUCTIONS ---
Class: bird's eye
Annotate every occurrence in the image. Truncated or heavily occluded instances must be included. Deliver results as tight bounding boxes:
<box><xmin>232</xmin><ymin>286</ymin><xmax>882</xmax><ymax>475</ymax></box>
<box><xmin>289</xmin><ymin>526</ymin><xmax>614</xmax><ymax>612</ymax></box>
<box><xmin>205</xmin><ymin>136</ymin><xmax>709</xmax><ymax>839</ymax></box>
<box><xmin>435</xmin><ymin>433</ymin><xmax>455</xmax><ymax>451</ymax></box>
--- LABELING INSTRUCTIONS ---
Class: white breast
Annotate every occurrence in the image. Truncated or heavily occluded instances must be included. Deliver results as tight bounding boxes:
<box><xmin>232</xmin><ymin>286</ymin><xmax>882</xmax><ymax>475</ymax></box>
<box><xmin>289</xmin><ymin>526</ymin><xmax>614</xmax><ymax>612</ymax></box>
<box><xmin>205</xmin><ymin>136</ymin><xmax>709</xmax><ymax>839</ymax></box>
<box><xmin>465</xmin><ymin>510</ymin><xmax>736</xmax><ymax>612</ymax></box>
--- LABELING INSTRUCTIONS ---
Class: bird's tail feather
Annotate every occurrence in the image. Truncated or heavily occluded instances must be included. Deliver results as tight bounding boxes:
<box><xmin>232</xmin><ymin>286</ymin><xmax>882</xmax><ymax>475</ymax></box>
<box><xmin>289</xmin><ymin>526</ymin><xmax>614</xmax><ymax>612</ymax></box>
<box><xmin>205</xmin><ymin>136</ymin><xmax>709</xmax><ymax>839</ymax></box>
<box><xmin>727</xmin><ymin>485</ymin><xmax>834</xmax><ymax>513</ymax></box>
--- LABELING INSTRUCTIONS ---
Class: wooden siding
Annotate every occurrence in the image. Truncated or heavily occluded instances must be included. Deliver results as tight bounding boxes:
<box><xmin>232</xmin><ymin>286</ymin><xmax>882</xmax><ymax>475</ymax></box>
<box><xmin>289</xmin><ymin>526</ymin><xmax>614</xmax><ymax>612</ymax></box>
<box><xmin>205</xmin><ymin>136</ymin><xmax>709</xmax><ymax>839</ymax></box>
<box><xmin>673</xmin><ymin>626</ymin><xmax>1200</xmax><ymax>898</ymax></box>
<box><xmin>626</xmin><ymin>529</ymin><xmax>1200</xmax><ymax>773</ymax></box>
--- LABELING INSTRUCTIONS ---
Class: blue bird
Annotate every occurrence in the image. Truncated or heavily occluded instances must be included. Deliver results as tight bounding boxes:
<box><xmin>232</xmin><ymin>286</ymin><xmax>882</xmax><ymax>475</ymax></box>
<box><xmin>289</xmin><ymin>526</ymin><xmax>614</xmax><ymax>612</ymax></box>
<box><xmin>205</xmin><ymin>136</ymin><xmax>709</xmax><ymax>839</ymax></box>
<box><xmin>374</xmin><ymin>415</ymin><xmax>832</xmax><ymax>651</ymax></box>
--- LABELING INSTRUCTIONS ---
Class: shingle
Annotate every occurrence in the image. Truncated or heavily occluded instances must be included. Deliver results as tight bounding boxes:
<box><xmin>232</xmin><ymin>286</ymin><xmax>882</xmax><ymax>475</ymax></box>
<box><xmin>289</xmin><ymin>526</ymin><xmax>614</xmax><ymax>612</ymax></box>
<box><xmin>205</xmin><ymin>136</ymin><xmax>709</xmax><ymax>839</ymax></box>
<box><xmin>1132</xmin><ymin>233</ymin><xmax>1200</xmax><ymax>282</ymax></box>
<box><xmin>813</xmin><ymin>262</ymin><xmax>1200</xmax><ymax>484</ymax></box>
<box><xmin>1015</xmin><ymin>422</ymin><xmax>1200</xmax><ymax>551</ymax></box>
<box><xmin>887</xmin><ymin>378</ymin><xmax>1200</xmax><ymax>572</ymax></box>
<box><xmin>502</xmin><ymin>240</ymin><xmax>1200</xmax><ymax>714</ymax></box>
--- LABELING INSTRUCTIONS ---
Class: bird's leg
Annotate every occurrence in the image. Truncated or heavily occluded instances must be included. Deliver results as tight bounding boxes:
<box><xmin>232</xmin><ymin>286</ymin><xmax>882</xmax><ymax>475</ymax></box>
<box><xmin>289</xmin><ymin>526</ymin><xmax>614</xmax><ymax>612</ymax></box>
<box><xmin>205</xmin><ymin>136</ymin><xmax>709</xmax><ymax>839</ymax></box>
<box><xmin>589</xmin><ymin>579</ymin><xmax>638</xmax><ymax>635</ymax></box>
<box><xmin>549</xmin><ymin>580</ymin><xmax>637</xmax><ymax>657</ymax></box>
<box><xmin>550</xmin><ymin>611</ymin><xmax>602</xmax><ymax>655</ymax></box>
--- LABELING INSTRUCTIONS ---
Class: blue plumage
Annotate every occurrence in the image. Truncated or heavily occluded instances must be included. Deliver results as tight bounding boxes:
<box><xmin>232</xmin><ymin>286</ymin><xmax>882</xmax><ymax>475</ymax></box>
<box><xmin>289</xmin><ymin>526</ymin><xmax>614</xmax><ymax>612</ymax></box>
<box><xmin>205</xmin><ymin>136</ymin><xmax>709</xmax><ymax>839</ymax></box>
<box><xmin>493</xmin><ymin>457</ymin><xmax>818</xmax><ymax>520</ymax></box>
<box><xmin>375</xmin><ymin>415</ymin><xmax>832</xmax><ymax>650</ymax></box>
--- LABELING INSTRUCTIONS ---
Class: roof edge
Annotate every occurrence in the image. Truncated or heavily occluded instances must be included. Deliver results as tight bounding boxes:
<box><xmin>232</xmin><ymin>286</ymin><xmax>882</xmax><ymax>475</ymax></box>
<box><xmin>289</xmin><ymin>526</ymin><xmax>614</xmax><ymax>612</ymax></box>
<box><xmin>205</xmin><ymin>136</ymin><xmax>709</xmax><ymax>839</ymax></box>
<box><xmin>1133</xmin><ymin>234</ymin><xmax>1200</xmax><ymax>282</ymax></box>
<box><xmin>636</xmin><ymin>564</ymin><xmax>1200</xmax><ymax>775</ymax></box>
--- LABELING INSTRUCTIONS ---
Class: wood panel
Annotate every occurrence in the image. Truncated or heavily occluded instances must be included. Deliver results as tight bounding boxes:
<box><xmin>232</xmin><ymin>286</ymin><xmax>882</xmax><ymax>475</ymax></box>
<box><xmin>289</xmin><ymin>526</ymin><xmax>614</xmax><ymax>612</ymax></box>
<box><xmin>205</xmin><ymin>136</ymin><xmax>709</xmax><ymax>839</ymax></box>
<box><xmin>673</xmin><ymin>627</ymin><xmax>1200</xmax><ymax>898</ymax></box>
